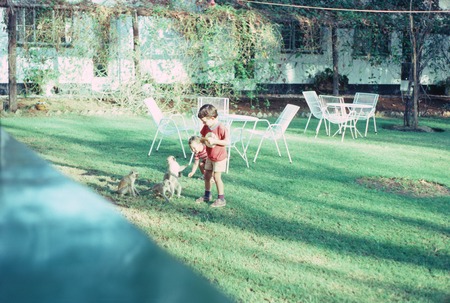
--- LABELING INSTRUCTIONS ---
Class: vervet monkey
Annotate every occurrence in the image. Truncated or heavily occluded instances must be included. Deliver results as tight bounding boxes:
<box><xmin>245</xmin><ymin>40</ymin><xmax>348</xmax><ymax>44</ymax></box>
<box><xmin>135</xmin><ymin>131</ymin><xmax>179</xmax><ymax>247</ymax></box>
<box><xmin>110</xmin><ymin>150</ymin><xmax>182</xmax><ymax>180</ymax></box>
<box><xmin>152</xmin><ymin>179</ymin><xmax>172</xmax><ymax>203</ymax></box>
<box><xmin>166</xmin><ymin>156</ymin><xmax>187</xmax><ymax>177</ymax></box>
<box><xmin>117</xmin><ymin>170</ymin><xmax>140</xmax><ymax>197</ymax></box>
<box><xmin>163</xmin><ymin>156</ymin><xmax>187</xmax><ymax>198</ymax></box>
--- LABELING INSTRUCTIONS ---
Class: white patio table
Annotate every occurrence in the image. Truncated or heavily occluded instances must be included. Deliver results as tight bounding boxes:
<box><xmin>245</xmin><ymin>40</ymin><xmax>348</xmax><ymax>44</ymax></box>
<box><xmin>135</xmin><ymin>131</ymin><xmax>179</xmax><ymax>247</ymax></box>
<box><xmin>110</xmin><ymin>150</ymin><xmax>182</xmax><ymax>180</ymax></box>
<box><xmin>326</xmin><ymin>103</ymin><xmax>373</xmax><ymax>139</ymax></box>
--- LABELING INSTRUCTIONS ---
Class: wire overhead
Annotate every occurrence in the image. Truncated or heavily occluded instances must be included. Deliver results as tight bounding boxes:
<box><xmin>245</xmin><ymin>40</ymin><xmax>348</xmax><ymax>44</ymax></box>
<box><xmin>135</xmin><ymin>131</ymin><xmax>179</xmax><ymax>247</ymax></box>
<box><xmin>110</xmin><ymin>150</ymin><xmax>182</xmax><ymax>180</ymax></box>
<box><xmin>240</xmin><ymin>0</ymin><xmax>450</xmax><ymax>14</ymax></box>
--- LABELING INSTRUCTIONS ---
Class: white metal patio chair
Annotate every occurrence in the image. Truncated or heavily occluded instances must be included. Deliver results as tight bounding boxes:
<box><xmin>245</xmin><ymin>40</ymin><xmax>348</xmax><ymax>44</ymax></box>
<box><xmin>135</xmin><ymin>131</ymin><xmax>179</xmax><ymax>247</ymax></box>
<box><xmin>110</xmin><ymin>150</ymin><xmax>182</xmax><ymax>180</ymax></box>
<box><xmin>318</xmin><ymin>95</ymin><xmax>345</xmax><ymax>137</ymax></box>
<box><xmin>321</xmin><ymin>103</ymin><xmax>357</xmax><ymax>142</ymax></box>
<box><xmin>190</xmin><ymin>106</ymin><xmax>203</xmax><ymax>133</ymax></box>
<box><xmin>352</xmin><ymin>92</ymin><xmax>379</xmax><ymax>136</ymax></box>
<box><xmin>226</xmin><ymin>125</ymin><xmax>249</xmax><ymax>173</ymax></box>
<box><xmin>144</xmin><ymin>97</ymin><xmax>194</xmax><ymax>158</ymax></box>
<box><xmin>302</xmin><ymin>91</ymin><xmax>328</xmax><ymax>136</ymax></box>
<box><xmin>247</xmin><ymin>104</ymin><xmax>300</xmax><ymax>163</ymax></box>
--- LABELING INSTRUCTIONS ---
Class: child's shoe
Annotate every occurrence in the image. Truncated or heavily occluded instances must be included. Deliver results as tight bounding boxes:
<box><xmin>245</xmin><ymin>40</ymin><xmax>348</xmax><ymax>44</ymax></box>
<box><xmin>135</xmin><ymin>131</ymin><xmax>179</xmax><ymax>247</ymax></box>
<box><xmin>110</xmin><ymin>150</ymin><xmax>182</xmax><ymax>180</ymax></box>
<box><xmin>210</xmin><ymin>198</ymin><xmax>226</xmax><ymax>208</ymax></box>
<box><xmin>195</xmin><ymin>196</ymin><xmax>210</xmax><ymax>204</ymax></box>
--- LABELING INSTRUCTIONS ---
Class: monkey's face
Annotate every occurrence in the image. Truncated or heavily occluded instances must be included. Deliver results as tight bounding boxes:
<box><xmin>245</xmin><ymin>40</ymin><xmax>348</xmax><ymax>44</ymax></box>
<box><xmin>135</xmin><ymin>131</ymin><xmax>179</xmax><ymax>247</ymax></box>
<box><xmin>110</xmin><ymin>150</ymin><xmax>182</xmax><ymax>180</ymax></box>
<box><xmin>166</xmin><ymin>156</ymin><xmax>177</xmax><ymax>165</ymax></box>
<box><xmin>166</xmin><ymin>155</ymin><xmax>185</xmax><ymax>176</ymax></box>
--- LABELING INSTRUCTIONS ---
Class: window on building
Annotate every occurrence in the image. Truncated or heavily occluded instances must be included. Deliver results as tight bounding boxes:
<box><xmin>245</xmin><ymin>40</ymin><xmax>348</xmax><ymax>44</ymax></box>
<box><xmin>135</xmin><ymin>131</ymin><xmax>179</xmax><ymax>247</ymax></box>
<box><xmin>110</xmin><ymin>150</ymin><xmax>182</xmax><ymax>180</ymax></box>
<box><xmin>353</xmin><ymin>28</ymin><xmax>390</xmax><ymax>58</ymax></box>
<box><xmin>16</xmin><ymin>7</ymin><xmax>73</xmax><ymax>47</ymax></box>
<box><xmin>280</xmin><ymin>21</ymin><xmax>322</xmax><ymax>54</ymax></box>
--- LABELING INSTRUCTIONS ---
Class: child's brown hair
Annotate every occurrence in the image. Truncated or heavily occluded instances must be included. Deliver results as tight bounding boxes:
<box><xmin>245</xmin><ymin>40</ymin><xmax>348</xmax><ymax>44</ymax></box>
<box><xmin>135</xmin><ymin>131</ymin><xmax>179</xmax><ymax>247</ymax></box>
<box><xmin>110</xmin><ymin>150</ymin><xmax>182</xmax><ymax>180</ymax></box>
<box><xmin>188</xmin><ymin>135</ymin><xmax>202</xmax><ymax>146</ymax></box>
<box><xmin>197</xmin><ymin>104</ymin><xmax>218</xmax><ymax>119</ymax></box>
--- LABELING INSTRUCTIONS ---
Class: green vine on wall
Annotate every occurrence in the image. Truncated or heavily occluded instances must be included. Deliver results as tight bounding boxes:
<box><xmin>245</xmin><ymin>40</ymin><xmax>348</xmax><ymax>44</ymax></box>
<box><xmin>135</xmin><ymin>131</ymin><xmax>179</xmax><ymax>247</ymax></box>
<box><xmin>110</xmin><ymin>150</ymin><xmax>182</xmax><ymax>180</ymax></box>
<box><xmin>16</xmin><ymin>3</ymin><xmax>283</xmax><ymax>112</ymax></box>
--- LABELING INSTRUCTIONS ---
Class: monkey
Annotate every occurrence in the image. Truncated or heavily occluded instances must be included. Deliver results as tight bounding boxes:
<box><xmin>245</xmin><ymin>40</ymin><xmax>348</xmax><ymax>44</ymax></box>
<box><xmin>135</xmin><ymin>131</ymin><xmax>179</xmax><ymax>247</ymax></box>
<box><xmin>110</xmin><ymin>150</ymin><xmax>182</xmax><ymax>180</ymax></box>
<box><xmin>117</xmin><ymin>170</ymin><xmax>140</xmax><ymax>197</ymax></box>
<box><xmin>152</xmin><ymin>179</ymin><xmax>172</xmax><ymax>203</ymax></box>
<box><xmin>166</xmin><ymin>155</ymin><xmax>187</xmax><ymax>177</ymax></box>
<box><xmin>163</xmin><ymin>156</ymin><xmax>187</xmax><ymax>198</ymax></box>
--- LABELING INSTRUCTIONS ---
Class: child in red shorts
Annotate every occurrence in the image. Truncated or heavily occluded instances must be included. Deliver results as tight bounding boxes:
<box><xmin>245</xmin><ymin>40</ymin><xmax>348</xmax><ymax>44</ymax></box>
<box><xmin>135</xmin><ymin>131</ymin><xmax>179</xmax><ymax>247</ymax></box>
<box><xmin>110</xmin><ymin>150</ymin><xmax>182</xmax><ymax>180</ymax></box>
<box><xmin>195</xmin><ymin>104</ymin><xmax>229</xmax><ymax>208</ymax></box>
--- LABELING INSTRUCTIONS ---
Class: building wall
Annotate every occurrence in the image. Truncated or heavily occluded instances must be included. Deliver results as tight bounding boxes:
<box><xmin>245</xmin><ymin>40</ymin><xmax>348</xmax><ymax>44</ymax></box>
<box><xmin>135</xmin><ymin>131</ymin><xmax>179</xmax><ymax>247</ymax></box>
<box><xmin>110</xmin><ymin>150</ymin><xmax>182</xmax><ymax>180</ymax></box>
<box><xmin>0</xmin><ymin>7</ymin><xmax>448</xmax><ymax>95</ymax></box>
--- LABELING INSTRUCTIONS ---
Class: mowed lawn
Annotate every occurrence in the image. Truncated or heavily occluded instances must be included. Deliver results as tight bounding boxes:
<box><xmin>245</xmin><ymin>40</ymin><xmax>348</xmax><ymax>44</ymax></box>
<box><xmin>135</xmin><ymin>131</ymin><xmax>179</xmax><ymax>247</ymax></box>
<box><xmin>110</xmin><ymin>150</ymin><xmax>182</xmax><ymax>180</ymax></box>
<box><xmin>2</xmin><ymin>112</ymin><xmax>449</xmax><ymax>303</ymax></box>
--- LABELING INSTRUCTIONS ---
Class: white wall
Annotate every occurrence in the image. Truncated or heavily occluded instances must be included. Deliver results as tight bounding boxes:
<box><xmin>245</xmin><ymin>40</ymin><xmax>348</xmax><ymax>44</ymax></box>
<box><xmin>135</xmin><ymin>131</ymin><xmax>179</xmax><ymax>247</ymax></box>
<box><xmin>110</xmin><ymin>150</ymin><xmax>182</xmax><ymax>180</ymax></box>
<box><xmin>0</xmin><ymin>7</ymin><xmax>448</xmax><ymax>90</ymax></box>
<box><xmin>0</xmin><ymin>9</ymin><xmax>8</xmax><ymax>83</ymax></box>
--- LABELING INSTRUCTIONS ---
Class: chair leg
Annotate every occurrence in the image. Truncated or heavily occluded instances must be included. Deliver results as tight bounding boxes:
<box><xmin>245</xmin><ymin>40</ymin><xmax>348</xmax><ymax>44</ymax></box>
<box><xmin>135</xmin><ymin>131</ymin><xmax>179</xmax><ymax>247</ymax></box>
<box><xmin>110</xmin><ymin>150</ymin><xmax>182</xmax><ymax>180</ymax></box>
<box><xmin>253</xmin><ymin>137</ymin><xmax>265</xmax><ymax>163</ymax></box>
<box><xmin>304</xmin><ymin>114</ymin><xmax>312</xmax><ymax>133</ymax></box>
<box><xmin>373</xmin><ymin>116</ymin><xmax>377</xmax><ymax>134</ymax></box>
<box><xmin>273</xmin><ymin>134</ymin><xmax>282</xmax><ymax>157</ymax></box>
<box><xmin>365</xmin><ymin>118</ymin><xmax>370</xmax><ymax>137</ymax></box>
<box><xmin>315</xmin><ymin>119</ymin><xmax>323</xmax><ymax>138</ymax></box>
<box><xmin>349</xmin><ymin>120</ymin><xmax>356</xmax><ymax>139</ymax></box>
<box><xmin>282</xmin><ymin>134</ymin><xmax>293</xmax><ymax>163</ymax></box>
<box><xmin>148</xmin><ymin>130</ymin><xmax>160</xmax><ymax>156</ymax></box>
<box><xmin>177</xmin><ymin>133</ymin><xmax>187</xmax><ymax>158</ymax></box>
<box><xmin>156</xmin><ymin>138</ymin><xmax>163</xmax><ymax>151</ymax></box>
<box><xmin>240</xmin><ymin>138</ymin><xmax>250</xmax><ymax>168</ymax></box>
<box><xmin>226</xmin><ymin>146</ymin><xmax>231</xmax><ymax>173</ymax></box>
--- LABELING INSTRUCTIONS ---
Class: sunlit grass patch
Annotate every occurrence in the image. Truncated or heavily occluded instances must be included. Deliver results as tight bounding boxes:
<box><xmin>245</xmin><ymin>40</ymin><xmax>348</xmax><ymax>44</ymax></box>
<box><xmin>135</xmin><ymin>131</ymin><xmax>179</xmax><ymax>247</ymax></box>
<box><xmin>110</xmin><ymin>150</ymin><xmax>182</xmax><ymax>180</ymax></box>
<box><xmin>2</xmin><ymin>114</ymin><xmax>450</xmax><ymax>303</ymax></box>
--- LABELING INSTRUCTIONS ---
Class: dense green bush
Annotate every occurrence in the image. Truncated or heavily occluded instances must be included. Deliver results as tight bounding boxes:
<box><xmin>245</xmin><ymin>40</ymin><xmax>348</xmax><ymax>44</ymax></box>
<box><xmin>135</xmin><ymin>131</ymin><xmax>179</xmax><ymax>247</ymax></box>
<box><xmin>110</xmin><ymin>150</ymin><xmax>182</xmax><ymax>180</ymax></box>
<box><xmin>312</xmin><ymin>68</ymin><xmax>349</xmax><ymax>93</ymax></box>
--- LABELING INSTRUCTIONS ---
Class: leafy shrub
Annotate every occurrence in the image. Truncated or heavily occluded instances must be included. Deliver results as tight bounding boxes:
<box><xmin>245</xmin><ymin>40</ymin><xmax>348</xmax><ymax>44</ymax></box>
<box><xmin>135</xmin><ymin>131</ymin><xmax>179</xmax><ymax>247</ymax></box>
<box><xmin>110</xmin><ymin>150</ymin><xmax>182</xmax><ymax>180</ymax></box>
<box><xmin>312</xmin><ymin>68</ymin><xmax>349</xmax><ymax>93</ymax></box>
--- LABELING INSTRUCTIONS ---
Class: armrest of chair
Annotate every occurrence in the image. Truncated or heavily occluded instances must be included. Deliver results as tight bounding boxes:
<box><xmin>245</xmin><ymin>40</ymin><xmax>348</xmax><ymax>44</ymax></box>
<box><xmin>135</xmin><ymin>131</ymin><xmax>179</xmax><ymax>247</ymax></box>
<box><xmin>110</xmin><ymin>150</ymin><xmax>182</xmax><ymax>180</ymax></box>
<box><xmin>253</xmin><ymin>119</ymin><xmax>271</xmax><ymax>130</ymax></box>
<box><xmin>168</xmin><ymin>113</ymin><xmax>191</xmax><ymax>128</ymax></box>
<box><xmin>159</xmin><ymin>117</ymin><xmax>179</xmax><ymax>127</ymax></box>
<box><xmin>267</xmin><ymin>123</ymin><xmax>284</xmax><ymax>135</ymax></box>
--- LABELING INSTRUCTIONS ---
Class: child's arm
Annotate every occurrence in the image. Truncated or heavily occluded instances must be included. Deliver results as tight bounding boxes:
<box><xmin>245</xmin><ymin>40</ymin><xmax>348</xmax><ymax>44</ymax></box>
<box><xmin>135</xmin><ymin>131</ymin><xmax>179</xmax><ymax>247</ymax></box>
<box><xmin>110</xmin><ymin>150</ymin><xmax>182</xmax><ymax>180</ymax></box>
<box><xmin>211</xmin><ymin>137</ymin><xmax>229</xmax><ymax>146</ymax></box>
<box><xmin>207</xmin><ymin>126</ymin><xmax>230</xmax><ymax>146</ymax></box>
<box><xmin>188</xmin><ymin>159</ymin><xmax>200</xmax><ymax>177</ymax></box>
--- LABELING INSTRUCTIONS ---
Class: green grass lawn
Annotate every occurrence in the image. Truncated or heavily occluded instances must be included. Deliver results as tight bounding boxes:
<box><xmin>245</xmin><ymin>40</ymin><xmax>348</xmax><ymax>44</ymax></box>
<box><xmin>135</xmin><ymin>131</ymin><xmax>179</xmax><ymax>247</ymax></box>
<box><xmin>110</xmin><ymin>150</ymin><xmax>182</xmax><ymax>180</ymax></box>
<box><xmin>1</xmin><ymin>113</ymin><xmax>449</xmax><ymax>303</ymax></box>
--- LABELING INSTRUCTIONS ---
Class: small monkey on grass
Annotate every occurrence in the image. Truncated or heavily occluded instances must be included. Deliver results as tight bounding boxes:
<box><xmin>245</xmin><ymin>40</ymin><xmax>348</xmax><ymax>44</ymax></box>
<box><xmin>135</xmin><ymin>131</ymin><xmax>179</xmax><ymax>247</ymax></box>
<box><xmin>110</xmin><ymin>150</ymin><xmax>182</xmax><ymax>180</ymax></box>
<box><xmin>163</xmin><ymin>156</ymin><xmax>186</xmax><ymax>198</ymax></box>
<box><xmin>152</xmin><ymin>179</ymin><xmax>172</xmax><ymax>203</ymax></box>
<box><xmin>117</xmin><ymin>170</ymin><xmax>140</xmax><ymax>197</ymax></box>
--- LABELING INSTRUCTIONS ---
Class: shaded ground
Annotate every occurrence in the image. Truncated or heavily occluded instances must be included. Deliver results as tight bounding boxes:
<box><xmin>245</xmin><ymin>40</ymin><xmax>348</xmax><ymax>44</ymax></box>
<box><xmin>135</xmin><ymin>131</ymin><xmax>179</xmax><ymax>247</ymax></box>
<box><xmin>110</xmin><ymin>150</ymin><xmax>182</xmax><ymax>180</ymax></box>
<box><xmin>236</xmin><ymin>94</ymin><xmax>450</xmax><ymax>118</ymax></box>
<box><xmin>1</xmin><ymin>94</ymin><xmax>450</xmax><ymax>118</ymax></box>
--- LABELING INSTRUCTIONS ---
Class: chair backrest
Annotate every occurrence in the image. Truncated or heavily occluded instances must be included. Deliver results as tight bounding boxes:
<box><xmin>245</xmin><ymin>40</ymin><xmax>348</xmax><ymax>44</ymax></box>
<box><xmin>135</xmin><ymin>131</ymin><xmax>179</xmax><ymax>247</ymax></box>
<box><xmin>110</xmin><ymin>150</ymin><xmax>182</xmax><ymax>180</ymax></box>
<box><xmin>319</xmin><ymin>95</ymin><xmax>344</xmax><ymax>106</ymax></box>
<box><xmin>197</xmin><ymin>97</ymin><xmax>229</xmax><ymax>118</ymax></box>
<box><xmin>302</xmin><ymin>91</ymin><xmax>324</xmax><ymax>119</ymax></box>
<box><xmin>274</xmin><ymin>104</ymin><xmax>300</xmax><ymax>134</ymax></box>
<box><xmin>144</xmin><ymin>97</ymin><xmax>164</xmax><ymax>126</ymax></box>
<box><xmin>353</xmin><ymin>93</ymin><xmax>379</xmax><ymax>116</ymax></box>
<box><xmin>353</xmin><ymin>93</ymin><xmax>379</xmax><ymax>106</ymax></box>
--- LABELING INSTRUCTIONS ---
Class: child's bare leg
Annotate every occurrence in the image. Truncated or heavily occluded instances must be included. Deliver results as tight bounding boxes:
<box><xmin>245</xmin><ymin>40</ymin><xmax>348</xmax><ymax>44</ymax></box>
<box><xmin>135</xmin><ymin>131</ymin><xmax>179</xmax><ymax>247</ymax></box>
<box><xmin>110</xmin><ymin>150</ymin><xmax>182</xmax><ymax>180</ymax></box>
<box><xmin>210</xmin><ymin>171</ymin><xmax>226</xmax><ymax>207</ymax></box>
<box><xmin>199</xmin><ymin>162</ymin><xmax>205</xmax><ymax>176</ymax></box>
<box><xmin>214</xmin><ymin>171</ymin><xmax>224</xmax><ymax>195</ymax></box>
<box><xmin>204</xmin><ymin>170</ymin><xmax>213</xmax><ymax>192</ymax></box>
<box><xmin>201</xmin><ymin>162</ymin><xmax>215</xmax><ymax>183</ymax></box>
<box><xmin>196</xmin><ymin>169</ymin><xmax>213</xmax><ymax>204</ymax></box>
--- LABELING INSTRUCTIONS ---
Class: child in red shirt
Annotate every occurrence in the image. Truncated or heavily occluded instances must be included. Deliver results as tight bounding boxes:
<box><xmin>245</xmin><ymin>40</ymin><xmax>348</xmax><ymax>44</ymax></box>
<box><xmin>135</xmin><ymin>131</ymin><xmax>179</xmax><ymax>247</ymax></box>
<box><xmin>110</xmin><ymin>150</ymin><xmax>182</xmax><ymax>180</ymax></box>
<box><xmin>188</xmin><ymin>135</ymin><xmax>209</xmax><ymax>179</ymax></box>
<box><xmin>195</xmin><ymin>104</ymin><xmax>229</xmax><ymax>208</ymax></box>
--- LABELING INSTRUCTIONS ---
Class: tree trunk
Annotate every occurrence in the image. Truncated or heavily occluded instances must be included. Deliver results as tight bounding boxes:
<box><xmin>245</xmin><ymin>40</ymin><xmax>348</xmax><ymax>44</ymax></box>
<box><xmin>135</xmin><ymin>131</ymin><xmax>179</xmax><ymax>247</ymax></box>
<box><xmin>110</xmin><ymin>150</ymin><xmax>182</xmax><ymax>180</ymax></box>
<box><xmin>331</xmin><ymin>26</ymin><xmax>339</xmax><ymax>96</ymax></box>
<box><xmin>403</xmin><ymin>82</ymin><xmax>413</xmax><ymax>127</ymax></box>
<box><xmin>409</xmin><ymin>0</ymin><xmax>419</xmax><ymax>129</ymax></box>
<box><xmin>132</xmin><ymin>10</ymin><xmax>140</xmax><ymax>79</ymax></box>
<box><xmin>7</xmin><ymin>7</ymin><xmax>17</xmax><ymax>112</ymax></box>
